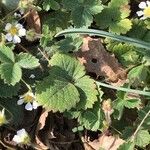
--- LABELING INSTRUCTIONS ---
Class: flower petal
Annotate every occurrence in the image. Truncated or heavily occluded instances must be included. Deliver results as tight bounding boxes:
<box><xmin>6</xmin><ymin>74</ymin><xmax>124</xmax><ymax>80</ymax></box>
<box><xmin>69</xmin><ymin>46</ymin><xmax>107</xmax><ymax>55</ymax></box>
<box><xmin>17</xmin><ymin>99</ymin><xmax>24</xmax><ymax>105</ymax></box>
<box><xmin>146</xmin><ymin>1</ymin><xmax>150</xmax><ymax>6</ymax></box>
<box><xmin>5</xmin><ymin>23</ymin><xmax>12</xmax><ymax>31</ymax></box>
<box><xmin>15</xmin><ymin>23</ymin><xmax>23</xmax><ymax>29</ymax></box>
<box><xmin>139</xmin><ymin>2</ymin><xmax>147</xmax><ymax>9</ymax></box>
<box><xmin>18</xmin><ymin>28</ymin><xmax>26</xmax><ymax>37</ymax></box>
<box><xmin>140</xmin><ymin>16</ymin><xmax>147</xmax><ymax>20</ymax></box>
<box><xmin>5</xmin><ymin>33</ymin><xmax>12</xmax><ymax>42</ymax></box>
<box><xmin>29</xmin><ymin>74</ymin><xmax>35</xmax><ymax>79</ymax></box>
<box><xmin>32</xmin><ymin>101</ymin><xmax>39</xmax><ymax>109</ymax></box>
<box><xmin>25</xmin><ymin>102</ymin><xmax>33</xmax><ymax>111</ymax></box>
<box><xmin>13</xmin><ymin>135</ymin><xmax>22</xmax><ymax>143</ymax></box>
<box><xmin>17</xmin><ymin>128</ymin><xmax>26</xmax><ymax>135</ymax></box>
<box><xmin>13</xmin><ymin>35</ymin><xmax>21</xmax><ymax>43</ymax></box>
<box><xmin>136</xmin><ymin>10</ymin><xmax>144</xmax><ymax>16</ymax></box>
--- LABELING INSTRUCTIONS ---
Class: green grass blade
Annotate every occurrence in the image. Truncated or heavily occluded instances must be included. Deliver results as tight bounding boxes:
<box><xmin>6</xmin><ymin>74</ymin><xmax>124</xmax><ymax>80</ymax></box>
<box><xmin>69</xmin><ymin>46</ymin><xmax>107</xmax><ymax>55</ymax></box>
<box><xmin>96</xmin><ymin>82</ymin><xmax>150</xmax><ymax>97</ymax></box>
<box><xmin>55</xmin><ymin>29</ymin><xmax>150</xmax><ymax>54</ymax></box>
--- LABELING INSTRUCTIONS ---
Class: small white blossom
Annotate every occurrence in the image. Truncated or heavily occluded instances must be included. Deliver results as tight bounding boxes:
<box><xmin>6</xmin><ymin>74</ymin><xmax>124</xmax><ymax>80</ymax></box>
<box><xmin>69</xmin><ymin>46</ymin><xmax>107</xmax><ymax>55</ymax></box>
<box><xmin>14</xmin><ymin>9</ymin><xmax>24</xmax><ymax>18</ymax></box>
<box><xmin>0</xmin><ymin>109</ymin><xmax>7</xmax><ymax>126</ymax></box>
<box><xmin>5</xmin><ymin>22</ymin><xmax>26</xmax><ymax>43</ymax></box>
<box><xmin>13</xmin><ymin>128</ymin><xmax>30</xmax><ymax>144</ymax></box>
<box><xmin>137</xmin><ymin>1</ymin><xmax>150</xmax><ymax>19</ymax></box>
<box><xmin>17</xmin><ymin>91</ymin><xmax>39</xmax><ymax>111</ymax></box>
<box><xmin>29</xmin><ymin>74</ymin><xmax>35</xmax><ymax>79</ymax></box>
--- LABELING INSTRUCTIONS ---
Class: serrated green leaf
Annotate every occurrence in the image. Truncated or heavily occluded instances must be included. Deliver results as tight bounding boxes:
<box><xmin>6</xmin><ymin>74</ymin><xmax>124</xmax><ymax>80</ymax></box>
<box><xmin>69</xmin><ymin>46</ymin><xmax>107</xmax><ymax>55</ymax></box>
<box><xmin>75</xmin><ymin>76</ymin><xmax>98</xmax><ymax>109</ymax></box>
<box><xmin>110</xmin><ymin>19</ymin><xmax>132</xmax><ymax>34</ymax></box>
<box><xmin>108</xmin><ymin>0</ymin><xmax>129</xmax><ymax>8</ymax></box>
<box><xmin>135</xmin><ymin>130</ymin><xmax>150</xmax><ymax>147</ymax></box>
<box><xmin>0</xmin><ymin>79</ymin><xmax>20</xmax><ymax>98</ymax></box>
<box><xmin>36</xmin><ymin>73</ymin><xmax>80</xmax><ymax>112</ymax></box>
<box><xmin>0</xmin><ymin>63</ymin><xmax>22</xmax><ymax>85</ymax></box>
<box><xmin>16</xmin><ymin>52</ymin><xmax>40</xmax><ymax>69</ymax></box>
<box><xmin>63</xmin><ymin>0</ymin><xmax>103</xmax><ymax>27</ymax></box>
<box><xmin>78</xmin><ymin>101</ymin><xmax>104</xmax><ymax>131</ymax></box>
<box><xmin>50</xmin><ymin>53</ymin><xmax>85</xmax><ymax>81</ymax></box>
<box><xmin>43</xmin><ymin>0</ymin><xmax>60</xmax><ymax>11</ymax></box>
<box><xmin>118</xmin><ymin>142</ymin><xmax>135</xmax><ymax>150</ymax></box>
<box><xmin>128</xmin><ymin>65</ymin><xmax>148</xmax><ymax>83</ymax></box>
<box><xmin>0</xmin><ymin>45</ymin><xmax>15</xmax><ymax>63</ymax></box>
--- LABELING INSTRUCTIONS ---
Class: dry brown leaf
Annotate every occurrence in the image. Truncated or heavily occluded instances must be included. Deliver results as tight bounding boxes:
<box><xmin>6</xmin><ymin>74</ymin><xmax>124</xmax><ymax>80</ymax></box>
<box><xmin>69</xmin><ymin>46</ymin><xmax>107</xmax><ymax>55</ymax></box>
<box><xmin>87</xmin><ymin>134</ymin><xmax>124</xmax><ymax>150</ymax></box>
<box><xmin>76</xmin><ymin>37</ymin><xmax>127</xmax><ymax>86</ymax></box>
<box><xmin>26</xmin><ymin>9</ymin><xmax>41</xmax><ymax>34</ymax></box>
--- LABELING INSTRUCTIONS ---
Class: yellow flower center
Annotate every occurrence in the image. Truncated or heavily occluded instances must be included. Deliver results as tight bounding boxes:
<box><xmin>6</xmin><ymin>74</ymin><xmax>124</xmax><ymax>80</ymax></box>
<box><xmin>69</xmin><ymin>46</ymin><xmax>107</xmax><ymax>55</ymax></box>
<box><xmin>144</xmin><ymin>7</ymin><xmax>150</xmax><ymax>17</ymax></box>
<box><xmin>9</xmin><ymin>26</ymin><xmax>18</xmax><ymax>35</ymax></box>
<box><xmin>24</xmin><ymin>95</ymin><xmax>33</xmax><ymax>103</ymax></box>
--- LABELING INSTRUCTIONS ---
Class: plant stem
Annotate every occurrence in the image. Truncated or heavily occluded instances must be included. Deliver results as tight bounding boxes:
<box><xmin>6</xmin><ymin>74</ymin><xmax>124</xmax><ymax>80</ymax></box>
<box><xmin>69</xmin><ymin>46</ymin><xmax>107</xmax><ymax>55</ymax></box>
<box><xmin>21</xmin><ymin>79</ymin><xmax>31</xmax><ymax>90</ymax></box>
<box><xmin>131</xmin><ymin>109</ymin><xmax>150</xmax><ymax>141</ymax></box>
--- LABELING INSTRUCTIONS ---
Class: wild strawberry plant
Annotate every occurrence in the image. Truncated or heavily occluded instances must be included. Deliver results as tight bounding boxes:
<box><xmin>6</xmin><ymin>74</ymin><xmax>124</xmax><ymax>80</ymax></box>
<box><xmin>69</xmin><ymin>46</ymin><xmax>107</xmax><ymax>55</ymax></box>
<box><xmin>0</xmin><ymin>0</ymin><xmax>150</xmax><ymax>149</ymax></box>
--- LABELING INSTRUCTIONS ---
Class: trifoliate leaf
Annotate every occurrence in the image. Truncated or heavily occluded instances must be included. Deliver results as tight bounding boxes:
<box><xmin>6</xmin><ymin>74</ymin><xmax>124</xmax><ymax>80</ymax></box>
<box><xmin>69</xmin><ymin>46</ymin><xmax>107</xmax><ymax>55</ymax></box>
<box><xmin>135</xmin><ymin>130</ymin><xmax>150</xmax><ymax>147</ymax></box>
<box><xmin>75</xmin><ymin>76</ymin><xmax>98</xmax><ymax>109</ymax></box>
<box><xmin>50</xmin><ymin>53</ymin><xmax>85</xmax><ymax>81</ymax></box>
<box><xmin>42</xmin><ymin>0</ymin><xmax>60</xmax><ymax>11</ymax></box>
<box><xmin>0</xmin><ymin>45</ymin><xmax>15</xmax><ymax>63</ymax></box>
<box><xmin>0</xmin><ymin>79</ymin><xmax>20</xmax><ymax>98</ymax></box>
<box><xmin>128</xmin><ymin>65</ymin><xmax>148</xmax><ymax>83</ymax></box>
<box><xmin>37</xmin><ymin>53</ymin><xmax>98</xmax><ymax>112</ymax></box>
<box><xmin>36</xmin><ymin>72</ymin><xmax>80</xmax><ymax>112</ymax></box>
<box><xmin>0</xmin><ymin>63</ymin><xmax>22</xmax><ymax>85</ymax></box>
<box><xmin>118</xmin><ymin>142</ymin><xmax>135</xmax><ymax>150</ymax></box>
<box><xmin>16</xmin><ymin>52</ymin><xmax>40</xmax><ymax>69</ymax></box>
<box><xmin>78</xmin><ymin>101</ymin><xmax>104</xmax><ymax>131</ymax></box>
<box><xmin>63</xmin><ymin>0</ymin><xmax>103</xmax><ymax>27</ymax></box>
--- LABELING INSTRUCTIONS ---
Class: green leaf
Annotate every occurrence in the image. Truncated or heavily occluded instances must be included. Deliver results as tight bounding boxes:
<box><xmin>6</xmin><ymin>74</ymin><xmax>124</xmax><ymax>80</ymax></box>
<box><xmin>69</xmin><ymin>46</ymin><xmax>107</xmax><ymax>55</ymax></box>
<box><xmin>0</xmin><ymin>97</ymin><xmax>24</xmax><ymax>126</ymax></box>
<box><xmin>0</xmin><ymin>45</ymin><xmax>15</xmax><ymax>63</ymax></box>
<box><xmin>75</xmin><ymin>76</ymin><xmax>98</xmax><ymax>109</ymax></box>
<box><xmin>138</xmin><ymin>106</ymin><xmax>150</xmax><ymax>129</ymax></box>
<box><xmin>124</xmin><ymin>99</ymin><xmax>141</xmax><ymax>109</ymax></box>
<box><xmin>0</xmin><ymin>63</ymin><xmax>22</xmax><ymax>85</ymax></box>
<box><xmin>110</xmin><ymin>19</ymin><xmax>132</xmax><ymax>34</ymax></box>
<box><xmin>135</xmin><ymin>130</ymin><xmax>150</xmax><ymax>147</ymax></box>
<box><xmin>0</xmin><ymin>79</ymin><xmax>20</xmax><ymax>98</ymax></box>
<box><xmin>128</xmin><ymin>65</ymin><xmax>148</xmax><ymax>83</ymax></box>
<box><xmin>1</xmin><ymin>0</ymin><xmax>19</xmax><ymax>10</ymax></box>
<box><xmin>63</xmin><ymin>0</ymin><xmax>103</xmax><ymax>27</ymax></box>
<box><xmin>108</xmin><ymin>0</ymin><xmax>129</xmax><ymax>8</ymax></box>
<box><xmin>36</xmin><ymin>73</ymin><xmax>80</xmax><ymax>112</ymax></box>
<box><xmin>50</xmin><ymin>53</ymin><xmax>85</xmax><ymax>81</ymax></box>
<box><xmin>42</xmin><ymin>0</ymin><xmax>60</xmax><ymax>11</ymax></box>
<box><xmin>16</xmin><ymin>52</ymin><xmax>40</xmax><ymax>69</ymax></box>
<box><xmin>78</xmin><ymin>101</ymin><xmax>104</xmax><ymax>131</ymax></box>
<box><xmin>118</xmin><ymin>142</ymin><xmax>135</xmax><ymax>150</ymax></box>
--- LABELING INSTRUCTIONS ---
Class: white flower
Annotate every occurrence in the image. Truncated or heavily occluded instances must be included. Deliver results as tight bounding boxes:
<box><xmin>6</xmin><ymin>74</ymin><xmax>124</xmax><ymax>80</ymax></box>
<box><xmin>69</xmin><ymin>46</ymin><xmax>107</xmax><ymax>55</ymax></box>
<box><xmin>29</xmin><ymin>74</ymin><xmax>35</xmax><ymax>79</ymax></box>
<box><xmin>13</xmin><ymin>128</ymin><xmax>30</xmax><ymax>144</ymax></box>
<box><xmin>137</xmin><ymin>1</ymin><xmax>150</xmax><ymax>19</ymax></box>
<box><xmin>17</xmin><ymin>91</ymin><xmax>39</xmax><ymax>111</ymax></box>
<box><xmin>5</xmin><ymin>23</ymin><xmax>26</xmax><ymax>43</ymax></box>
<box><xmin>14</xmin><ymin>9</ymin><xmax>24</xmax><ymax>18</ymax></box>
<box><xmin>0</xmin><ymin>109</ymin><xmax>8</xmax><ymax>126</ymax></box>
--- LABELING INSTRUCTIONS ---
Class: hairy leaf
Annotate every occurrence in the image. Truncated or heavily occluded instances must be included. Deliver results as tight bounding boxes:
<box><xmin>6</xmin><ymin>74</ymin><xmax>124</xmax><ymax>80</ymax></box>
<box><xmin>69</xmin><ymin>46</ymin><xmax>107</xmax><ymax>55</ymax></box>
<box><xmin>118</xmin><ymin>142</ymin><xmax>135</xmax><ymax>150</ymax></box>
<box><xmin>0</xmin><ymin>63</ymin><xmax>22</xmax><ymax>85</ymax></box>
<box><xmin>135</xmin><ymin>130</ymin><xmax>150</xmax><ymax>147</ymax></box>
<box><xmin>0</xmin><ymin>45</ymin><xmax>15</xmax><ymax>63</ymax></box>
<box><xmin>16</xmin><ymin>52</ymin><xmax>40</xmax><ymax>69</ymax></box>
